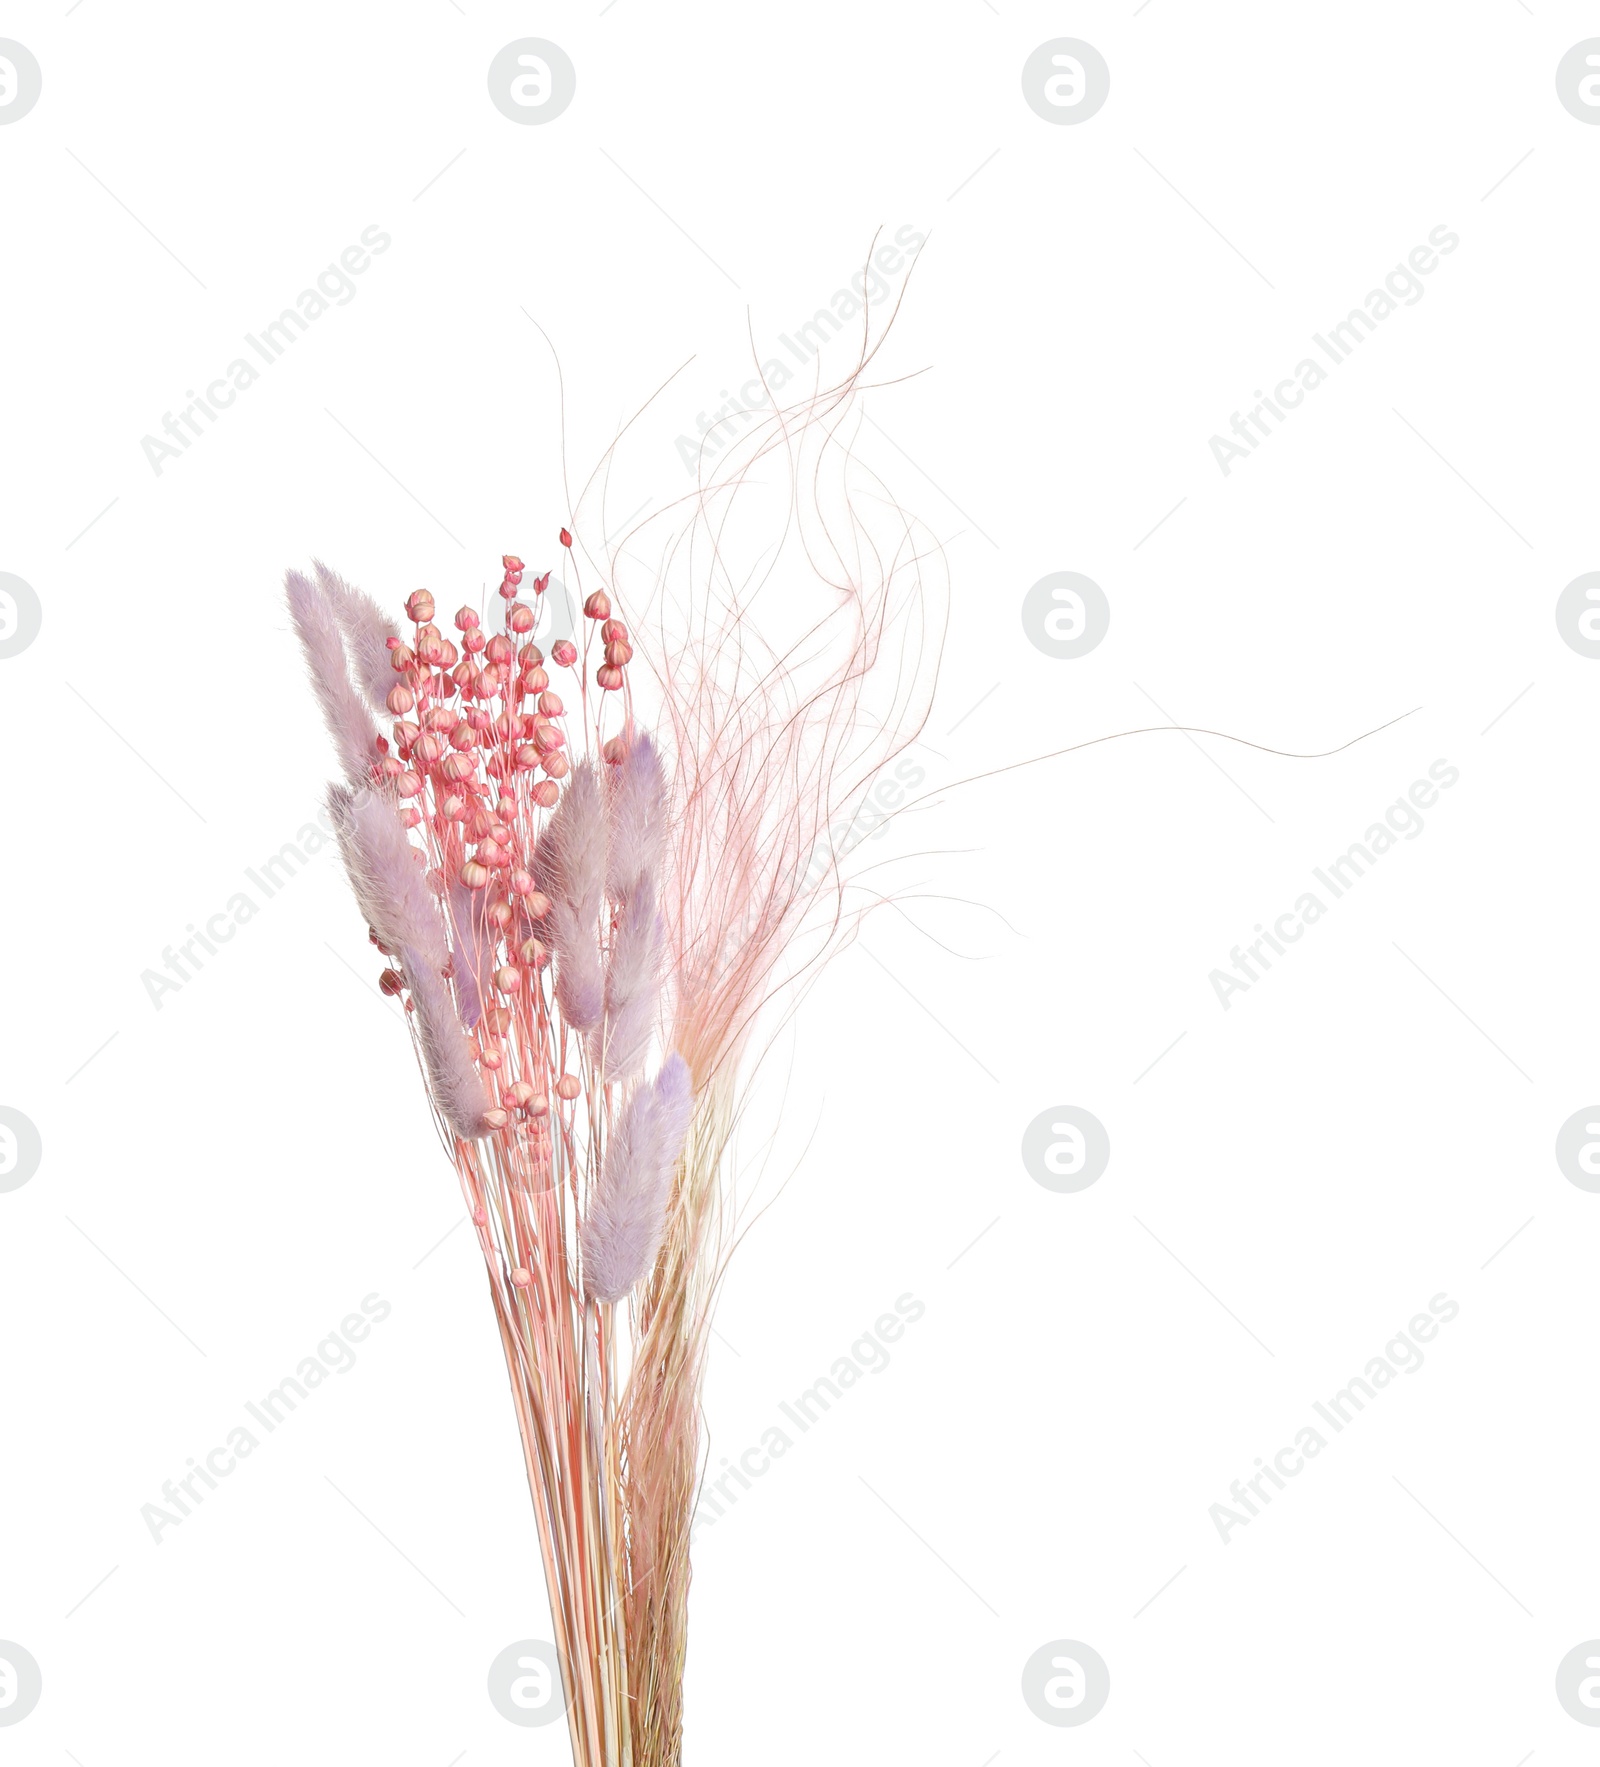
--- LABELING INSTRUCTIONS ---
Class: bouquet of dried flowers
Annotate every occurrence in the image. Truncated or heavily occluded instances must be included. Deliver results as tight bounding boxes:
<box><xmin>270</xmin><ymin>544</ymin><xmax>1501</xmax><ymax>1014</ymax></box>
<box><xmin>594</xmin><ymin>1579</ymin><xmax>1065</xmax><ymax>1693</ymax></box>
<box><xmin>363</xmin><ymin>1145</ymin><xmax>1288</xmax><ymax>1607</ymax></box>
<box><xmin>286</xmin><ymin>355</ymin><xmax>942</xmax><ymax>1764</ymax></box>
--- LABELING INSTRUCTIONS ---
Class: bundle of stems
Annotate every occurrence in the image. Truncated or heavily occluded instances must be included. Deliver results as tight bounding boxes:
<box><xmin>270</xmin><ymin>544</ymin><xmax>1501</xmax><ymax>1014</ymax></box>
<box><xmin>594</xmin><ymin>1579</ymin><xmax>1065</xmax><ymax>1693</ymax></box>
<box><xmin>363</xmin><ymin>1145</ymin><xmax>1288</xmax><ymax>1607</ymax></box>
<box><xmin>287</xmin><ymin>343</ymin><xmax>944</xmax><ymax>1765</ymax></box>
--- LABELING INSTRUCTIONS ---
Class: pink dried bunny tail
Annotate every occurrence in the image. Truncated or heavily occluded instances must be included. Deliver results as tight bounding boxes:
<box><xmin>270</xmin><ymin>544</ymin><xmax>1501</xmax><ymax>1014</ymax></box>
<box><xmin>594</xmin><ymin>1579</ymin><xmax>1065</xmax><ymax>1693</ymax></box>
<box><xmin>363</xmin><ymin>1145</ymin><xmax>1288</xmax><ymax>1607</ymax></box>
<box><xmin>539</xmin><ymin>759</ymin><xmax>607</xmax><ymax>1031</ymax></box>
<box><xmin>285</xmin><ymin>568</ymin><xmax>383</xmax><ymax>788</ymax></box>
<box><xmin>402</xmin><ymin>944</ymin><xmax>497</xmax><ymax>1142</ymax></box>
<box><xmin>313</xmin><ymin>558</ymin><xmax>400</xmax><ymax>712</ymax></box>
<box><xmin>588</xmin><ymin>731</ymin><xmax>670</xmax><ymax>1077</ymax></box>
<box><xmin>589</xmin><ymin>874</ymin><xmax>663</xmax><ymax>1081</ymax></box>
<box><xmin>327</xmin><ymin>783</ymin><xmax>449</xmax><ymax>973</ymax></box>
<box><xmin>445</xmin><ymin>879</ymin><xmax>493</xmax><ymax>1030</ymax></box>
<box><xmin>605</xmin><ymin>730</ymin><xmax>668</xmax><ymax>900</ymax></box>
<box><xmin>581</xmin><ymin>1054</ymin><xmax>693</xmax><ymax>1301</ymax></box>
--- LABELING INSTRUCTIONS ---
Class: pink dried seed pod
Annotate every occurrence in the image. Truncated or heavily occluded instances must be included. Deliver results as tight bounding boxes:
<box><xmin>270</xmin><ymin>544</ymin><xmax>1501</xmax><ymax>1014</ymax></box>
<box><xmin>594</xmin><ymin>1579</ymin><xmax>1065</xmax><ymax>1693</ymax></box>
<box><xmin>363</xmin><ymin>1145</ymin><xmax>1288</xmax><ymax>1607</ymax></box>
<box><xmin>552</xmin><ymin>640</ymin><xmax>578</xmax><ymax>668</ymax></box>
<box><xmin>494</xmin><ymin>965</ymin><xmax>521</xmax><ymax>995</ymax></box>
<box><xmin>460</xmin><ymin>860</ymin><xmax>490</xmax><ymax>890</ymax></box>
<box><xmin>482</xmin><ymin>1004</ymin><xmax>513</xmax><ymax>1034</ymax></box>
<box><xmin>485</xmin><ymin>635</ymin><xmax>513</xmax><ymax>665</ymax></box>
<box><xmin>405</xmin><ymin>590</ymin><xmax>435</xmax><ymax>622</ymax></box>
<box><xmin>528</xmin><ymin>1094</ymin><xmax>550</xmax><ymax>1118</ymax></box>
<box><xmin>511</xmin><ymin>1266</ymin><xmax>531</xmax><ymax>1287</ymax></box>
<box><xmin>451</xmin><ymin>660</ymin><xmax>475</xmax><ymax>689</ymax></box>
<box><xmin>412</xmin><ymin>732</ymin><xmax>442</xmax><ymax>764</ymax></box>
<box><xmin>455</xmin><ymin>605</ymin><xmax>480</xmax><ymax>632</ymax></box>
<box><xmin>605</xmin><ymin>639</ymin><xmax>633</xmax><ymax>666</ymax></box>
<box><xmin>425</xmin><ymin>706</ymin><xmax>454</xmax><ymax>730</ymax></box>
<box><xmin>487</xmin><ymin>898</ymin><xmax>514</xmax><ymax>930</ymax></box>
<box><xmin>440</xmin><ymin>753</ymin><xmax>475</xmax><ymax>782</ymax></box>
<box><xmin>513</xmin><ymin>743</ymin><xmax>540</xmax><ymax>771</ymax></box>
<box><xmin>379</xmin><ymin>968</ymin><xmax>404</xmax><ymax>995</ymax></box>
<box><xmin>467</xmin><ymin>707</ymin><xmax>493</xmax><ymax>732</ymax></box>
<box><xmin>396</xmin><ymin>771</ymin><xmax>424</xmax><ymax>798</ymax></box>
<box><xmin>505</xmin><ymin>1080</ymin><xmax>535</xmax><ymax>1108</ymax></box>
<box><xmin>401</xmin><ymin>805</ymin><xmax>423</xmax><ymax>828</ymax></box>
<box><xmin>392</xmin><ymin>718</ymin><xmax>420</xmax><ymax>747</ymax></box>
<box><xmin>518</xmin><ymin>936</ymin><xmax>548</xmax><ymax>966</ymax></box>
<box><xmin>584</xmin><ymin>590</ymin><xmax>611</xmax><ymax>620</ymax></box>
<box><xmin>534</xmin><ymin>725</ymin><xmax>565</xmax><ymax>754</ymax></box>
<box><xmin>596</xmin><ymin>664</ymin><xmax>624</xmax><ymax>691</ymax></box>
<box><xmin>510</xmin><ymin>869</ymin><xmax>536</xmax><ymax>897</ymax></box>
<box><xmin>601</xmin><ymin>620</ymin><xmax>628</xmax><ymax>642</ymax></box>
<box><xmin>467</xmin><ymin>806</ymin><xmax>493</xmax><ymax>839</ymax></box>
<box><xmin>518</xmin><ymin>643</ymin><xmax>545</xmax><ymax>667</ymax></box>
<box><xmin>602</xmin><ymin>734</ymin><xmax>628</xmax><ymax>764</ymax></box>
<box><xmin>523</xmin><ymin>667</ymin><xmax>549</xmax><ymax>694</ymax></box>
<box><xmin>542</xmin><ymin>752</ymin><xmax>571</xmax><ymax>779</ymax></box>
<box><xmin>482</xmin><ymin>1108</ymin><xmax>509</xmax><ymax>1131</ymax></box>
<box><xmin>556</xmin><ymin>1074</ymin><xmax>581</xmax><ymax>1100</ymax></box>
<box><xmin>448</xmin><ymin>721</ymin><xmax>475</xmax><ymax>750</ymax></box>
<box><xmin>531</xmin><ymin>780</ymin><xmax>559</xmax><ymax>808</ymax></box>
<box><xmin>480</xmin><ymin>1047</ymin><xmax>504</xmax><ymax>1070</ymax></box>
<box><xmin>485</xmin><ymin>751</ymin><xmax>511</xmax><ymax>781</ymax></box>
<box><xmin>387</xmin><ymin>684</ymin><xmax>416</xmax><ymax>715</ymax></box>
<box><xmin>390</xmin><ymin>644</ymin><xmax>416</xmax><ymax>672</ymax></box>
<box><xmin>538</xmin><ymin>691</ymin><xmax>564</xmax><ymax>716</ymax></box>
<box><xmin>417</xmin><ymin>635</ymin><xmax>446</xmax><ymax>665</ymax></box>
<box><xmin>509</xmin><ymin>604</ymin><xmax>534</xmax><ymax>633</ymax></box>
<box><xmin>437</xmin><ymin>639</ymin><xmax>459</xmax><ymax>668</ymax></box>
<box><xmin>522</xmin><ymin>889</ymin><xmax>552</xmax><ymax>919</ymax></box>
<box><xmin>440</xmin><ymin>793</ymin><xmax>466</xmax><ymax>820</ymax></box>
<box><xmin>471</xmin><ymin>1205</ymin><xmax>488</xmax><ymax>1225</ymax></box>
<box><xmin>475</xmin><ymin>839</ymin><xmax>505</xmax><ymax>867</ymax></box>
<box><xmin>464</xmin><ymin>630</ymin><xmax>487</xmax><ymax>656</ymax></box>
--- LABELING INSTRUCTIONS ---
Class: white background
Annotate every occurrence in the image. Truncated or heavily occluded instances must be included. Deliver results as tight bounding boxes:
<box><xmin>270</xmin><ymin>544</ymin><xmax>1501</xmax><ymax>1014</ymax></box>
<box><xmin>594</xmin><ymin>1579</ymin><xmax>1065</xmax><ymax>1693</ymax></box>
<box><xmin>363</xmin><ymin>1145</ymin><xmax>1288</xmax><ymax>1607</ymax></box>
<box><xmin>2</xmin><ymin>3</ymin><xmax>1598</xmax><ymax>1762</ymax></box>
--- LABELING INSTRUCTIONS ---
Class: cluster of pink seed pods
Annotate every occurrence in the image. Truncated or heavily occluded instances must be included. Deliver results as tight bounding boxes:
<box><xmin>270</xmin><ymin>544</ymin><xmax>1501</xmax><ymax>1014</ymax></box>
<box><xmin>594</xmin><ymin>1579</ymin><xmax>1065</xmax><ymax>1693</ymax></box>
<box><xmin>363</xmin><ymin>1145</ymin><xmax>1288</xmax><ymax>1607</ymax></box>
<box><xmin>363</xmin><ymin>541</ymin><xmax>637</xmax><ymax>1139</ymax></box>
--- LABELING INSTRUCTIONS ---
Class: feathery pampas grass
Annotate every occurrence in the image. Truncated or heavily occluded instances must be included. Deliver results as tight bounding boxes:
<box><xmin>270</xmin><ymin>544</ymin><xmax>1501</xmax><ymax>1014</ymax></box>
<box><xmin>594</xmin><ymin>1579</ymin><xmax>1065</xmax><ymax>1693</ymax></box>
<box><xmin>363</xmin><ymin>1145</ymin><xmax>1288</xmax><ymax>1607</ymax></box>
<box><xmin>285</xmin><ymin>323</ymin><xmax>945</xmax><ymax>1764</ymax></box>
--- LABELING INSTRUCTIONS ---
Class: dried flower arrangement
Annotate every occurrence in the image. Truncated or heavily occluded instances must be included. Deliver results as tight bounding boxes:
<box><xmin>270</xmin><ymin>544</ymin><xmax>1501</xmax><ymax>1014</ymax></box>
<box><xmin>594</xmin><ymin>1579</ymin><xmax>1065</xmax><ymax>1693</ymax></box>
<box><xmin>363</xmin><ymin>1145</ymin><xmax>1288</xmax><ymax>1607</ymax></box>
<box><xmin>285</xmin><ymin>352</ymin><xmax>944</xmax><ymax>1765</ymax></box>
